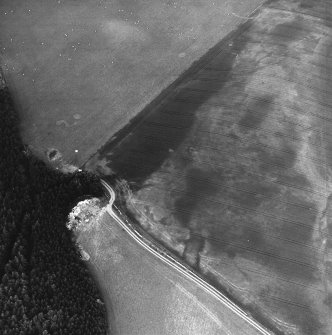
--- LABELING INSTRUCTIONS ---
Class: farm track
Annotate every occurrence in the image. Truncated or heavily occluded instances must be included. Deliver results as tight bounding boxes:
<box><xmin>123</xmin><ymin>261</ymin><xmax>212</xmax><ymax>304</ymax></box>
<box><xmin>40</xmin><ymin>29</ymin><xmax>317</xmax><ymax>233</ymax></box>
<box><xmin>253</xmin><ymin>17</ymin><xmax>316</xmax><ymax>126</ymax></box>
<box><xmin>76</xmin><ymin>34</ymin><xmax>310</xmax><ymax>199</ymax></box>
<box><xmin>92</xmin><ymin>2</ymin><xmax>332</xmax><ymax>334</ymax></box>
<box><xmin>101</xmin><ymin>180</ymin><xmax>273</xmax><ymax>335</ymax></box>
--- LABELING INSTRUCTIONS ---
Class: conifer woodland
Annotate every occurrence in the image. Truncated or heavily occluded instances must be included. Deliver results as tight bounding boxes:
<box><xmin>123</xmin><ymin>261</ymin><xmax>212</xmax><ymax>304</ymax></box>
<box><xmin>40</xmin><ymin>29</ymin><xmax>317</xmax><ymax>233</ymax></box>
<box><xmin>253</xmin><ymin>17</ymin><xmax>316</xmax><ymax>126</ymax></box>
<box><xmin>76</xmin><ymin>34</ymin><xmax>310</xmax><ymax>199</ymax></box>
<box><xmin>0</xmin><ymin>76</ymin><xmax>107</xmax><ymax>334</ymax></box>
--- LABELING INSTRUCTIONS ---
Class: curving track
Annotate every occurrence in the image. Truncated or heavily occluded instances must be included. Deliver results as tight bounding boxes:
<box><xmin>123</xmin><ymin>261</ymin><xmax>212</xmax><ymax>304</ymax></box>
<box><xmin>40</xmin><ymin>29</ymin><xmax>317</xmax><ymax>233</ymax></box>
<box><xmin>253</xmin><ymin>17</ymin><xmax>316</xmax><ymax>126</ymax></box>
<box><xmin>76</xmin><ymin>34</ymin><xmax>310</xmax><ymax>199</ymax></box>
<box><xmin>100</xmin><ymin>179</ymin><xmax>273</xmax><ymax>335</ymax></box>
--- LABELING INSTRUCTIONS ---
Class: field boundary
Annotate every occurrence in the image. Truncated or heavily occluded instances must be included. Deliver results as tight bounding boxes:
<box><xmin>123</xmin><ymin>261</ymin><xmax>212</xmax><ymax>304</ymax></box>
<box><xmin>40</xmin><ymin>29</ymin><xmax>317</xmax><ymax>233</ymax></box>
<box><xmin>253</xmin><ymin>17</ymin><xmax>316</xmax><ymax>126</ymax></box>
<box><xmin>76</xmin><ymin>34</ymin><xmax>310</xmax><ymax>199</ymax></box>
<box><xmin>81</xmin><ymin>1</ymin><xmax>269</xmax><ymax>169</ymax></box>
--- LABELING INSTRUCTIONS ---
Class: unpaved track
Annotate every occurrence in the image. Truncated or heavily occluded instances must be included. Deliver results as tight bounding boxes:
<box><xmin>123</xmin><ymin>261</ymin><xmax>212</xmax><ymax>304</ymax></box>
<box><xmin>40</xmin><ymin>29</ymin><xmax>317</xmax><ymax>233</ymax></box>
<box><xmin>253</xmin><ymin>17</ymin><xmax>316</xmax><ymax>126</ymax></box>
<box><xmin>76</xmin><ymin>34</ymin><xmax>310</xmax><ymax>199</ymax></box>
<box><xmin>101</xmin><ymin>179</ymin><xmax>273</xmax><ymax>335</ymax></box>
<box><xmin>90</xmin><ymin>1</ymin><xmax>332</xmax><ymax>334</ymax></box>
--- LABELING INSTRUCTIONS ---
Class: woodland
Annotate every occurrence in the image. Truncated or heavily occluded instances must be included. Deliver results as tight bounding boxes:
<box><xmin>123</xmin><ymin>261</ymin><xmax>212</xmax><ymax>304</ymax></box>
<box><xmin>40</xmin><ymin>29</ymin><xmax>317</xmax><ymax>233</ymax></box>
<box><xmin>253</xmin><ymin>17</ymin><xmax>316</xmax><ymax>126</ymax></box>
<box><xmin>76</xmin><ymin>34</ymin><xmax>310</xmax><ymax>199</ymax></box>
<box><xmin>0</xmin><ymin>83</ymin><xmax>107</xmax><ymax>334</ymax></box>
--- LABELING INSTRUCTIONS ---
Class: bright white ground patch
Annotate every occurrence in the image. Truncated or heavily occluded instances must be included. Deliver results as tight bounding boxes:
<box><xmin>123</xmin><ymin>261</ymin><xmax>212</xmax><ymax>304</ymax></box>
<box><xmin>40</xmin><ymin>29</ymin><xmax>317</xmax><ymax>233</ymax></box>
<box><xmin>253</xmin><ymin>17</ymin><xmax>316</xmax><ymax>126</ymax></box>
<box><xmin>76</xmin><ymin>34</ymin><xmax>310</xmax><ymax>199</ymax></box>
<box><xmin>67</xmin><ymin>198</ymin><xmax>106</xmax><ymax>232</ymax></box>
<box><xmin>100</xmin><ymin>19</ymin><xmax>151</xmax><ymax>45</ymax></box>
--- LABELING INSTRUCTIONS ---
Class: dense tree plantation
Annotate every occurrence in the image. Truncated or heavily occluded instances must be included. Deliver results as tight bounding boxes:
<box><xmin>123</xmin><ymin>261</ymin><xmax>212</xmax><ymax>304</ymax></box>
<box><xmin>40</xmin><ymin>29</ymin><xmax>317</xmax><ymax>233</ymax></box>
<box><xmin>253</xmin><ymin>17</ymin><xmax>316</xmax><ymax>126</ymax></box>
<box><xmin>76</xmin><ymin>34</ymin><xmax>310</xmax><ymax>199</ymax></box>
<box><xmin>0</xmin><ymin>80</ymin><xmax>107</xmax><ymax>334</ymax></box>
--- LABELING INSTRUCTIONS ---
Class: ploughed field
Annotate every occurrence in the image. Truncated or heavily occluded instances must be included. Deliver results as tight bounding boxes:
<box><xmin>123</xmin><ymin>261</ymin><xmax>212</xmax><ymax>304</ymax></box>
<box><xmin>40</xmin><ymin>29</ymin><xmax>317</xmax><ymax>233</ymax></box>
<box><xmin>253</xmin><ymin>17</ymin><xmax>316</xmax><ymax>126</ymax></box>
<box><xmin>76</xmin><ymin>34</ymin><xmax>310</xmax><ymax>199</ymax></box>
<box><xmin>76</xmin><ymin>211</ymin><xmax>265</xmax><ymax>335</ymax></box>
<box><xmin>87</xmin><ymin>1</ymin><xmax>332</xmax><ymax>334</ymax></box>
<box><xmin>0</xmin><ymin>0</ymin><xmax>263</xmax><ymax>166</ymax></box>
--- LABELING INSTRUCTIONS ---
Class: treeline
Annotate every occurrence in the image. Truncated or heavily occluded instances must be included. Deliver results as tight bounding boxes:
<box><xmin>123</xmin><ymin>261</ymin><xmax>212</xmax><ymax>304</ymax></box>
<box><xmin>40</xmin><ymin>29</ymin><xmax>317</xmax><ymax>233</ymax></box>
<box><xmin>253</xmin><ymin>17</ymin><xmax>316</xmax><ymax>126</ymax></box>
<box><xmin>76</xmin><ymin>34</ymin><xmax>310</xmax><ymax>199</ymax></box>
<box><xmin>0</xmin><ymin>80</ymin><xmax>107</xmax><ymax>334</ymax></box>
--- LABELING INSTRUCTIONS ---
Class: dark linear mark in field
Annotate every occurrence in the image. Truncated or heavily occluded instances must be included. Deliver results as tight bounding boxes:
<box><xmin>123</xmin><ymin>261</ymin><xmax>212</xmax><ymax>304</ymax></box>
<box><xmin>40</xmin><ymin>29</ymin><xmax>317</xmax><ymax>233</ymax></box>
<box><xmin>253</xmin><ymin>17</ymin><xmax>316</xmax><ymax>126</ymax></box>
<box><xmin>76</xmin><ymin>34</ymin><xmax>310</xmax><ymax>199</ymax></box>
<box><xmin>324</xmin><ymin>293</ymin><xmax>332</xmax><ymax>310</ymax></box>
<box><xmin>200</xmin><ymin>63</ymin><xmax>332</xmax><ymax>83</ymax></box>
<box><xmin>91</xmin><ymin>1</ymin><xmax>331</xmax><ymax>334</ymax></box>
<box><xmin>105</xmin><ymin>47</ymin><xmax>248</xmax><ymax>184</ymax></box>
<box><xmin>270</xmin><ymin>2</ymin><xmax>332</xmax><ymax>27</ymax></box>
<box><xmin>259</xmin><ymin>286</ymin><xmax>323</xmax><ymax>335</ymax></box>
<box><xmin>179</xmin><ymin>75</ymin><xmax>332</xmax><ymax>110</ymax></box>
<box><xmin>183</xmin><ymin>234</ymin><xmax>205</xmax><ymax>269</ymax></box>
<box><xmin>139</xmin><ymin>122</ymin><xmax>327</xmax><ymax>169</ymax></box>
<box><xmin>255</xmin><ymin>141</ymin><xmax>297</xmax><ymax>173</ymax></box>
<box><xmin>270</xmin><ymin>19</ymin><xmax>307</xmax><ymax>43</ymax></box>
<box><xmin>206</xmin><ymin>262</ymin><xmax>320</xmax><ymax>331</ymax></box>
<box><xmin>141</xmin><ymin>198</ymin><xmax>322</xmax><ymax>258</ymax></box>
<box><xmin>210</xmin><ymin>257</ymin><xmax>323</xmax><ymax>292</ymax></box>
<box><xmin>245</xmin><ymin>30</ymin><xmax>332</xmax><ymax>51</ymax></box>
<box><xmin>242</xmin><ymin>39</ymin><xmax>330</xmax><ymax>60</ymax></box>
<box><xmin>145</xmin><ymin>165</ymin><xmax>315</xmax><ymax>213</ymax></box>
<box><xmin>190</xmin><ymin>231</ymin><xmax>319</xmax><ymax>280</ymax></box>
<box><xmin>153</xmin><ymin>201</ymin><xmax>320</xmax><ymax>251</ymax></box>
<box><xmin>125</xmin><ymin>145</ymin><xmax>323</xmax><ymax>197</ymax></box>
<box><xmin>238</xmin><ymin>94</ymin><xmax>273</xmax><ymax>130</ymax></box>
<box><xmin>320</xmin><ymin>39</ymin><xmax>332</xmax><ymax>168</ymax></box>
<box><xmin>161</xmin><ymin>107</ymin><xmax>324</xmax><ymax>150</ymax></box>
<box><xmin>157</xmin><ymin>105</ymin><xmax>324</xmax><ymax>151</ymax></box>
<box><xmin>174</xmin><ymin>168</ymin><xmax>219</xmax><ymax>227</ymax></box>
<box><xmin>299</xmin><ymin>0</ymin><xmax>315</xmax><ymax>9</ymax></box>
<box><xmin>151</xmin><ymin>182</ymin><xmax>319</xmax><ymax>235</ymax></box>
<box><xmin>91</xmin><ymin>6</ymin><xmax>265</xmax><ymax>185</ymax></box>
<box><xmin>188</xmin><ymin>69</ymin><xmax>332</xmax><ymax>102</ymax></box>
<box><xmin>162</xmin><ymin>99</ymin><xmax>330</xmax><ymax>149</ymax></box>
<box><xmin>174</xmin><ymin>90</ymin><xmax>332</xmax><ymax>125</ymax></box>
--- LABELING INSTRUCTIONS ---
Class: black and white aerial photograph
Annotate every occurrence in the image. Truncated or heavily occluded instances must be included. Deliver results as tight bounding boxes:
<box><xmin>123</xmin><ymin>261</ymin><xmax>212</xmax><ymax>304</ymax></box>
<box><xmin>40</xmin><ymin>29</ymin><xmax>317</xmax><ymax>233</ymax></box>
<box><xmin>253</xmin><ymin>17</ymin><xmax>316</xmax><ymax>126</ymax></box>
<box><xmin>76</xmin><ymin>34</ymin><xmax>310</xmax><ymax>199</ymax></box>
<box><xmin>0</xmin><ymin>0</ymin><xmax>331</xmax><ymax>334</ymax></box>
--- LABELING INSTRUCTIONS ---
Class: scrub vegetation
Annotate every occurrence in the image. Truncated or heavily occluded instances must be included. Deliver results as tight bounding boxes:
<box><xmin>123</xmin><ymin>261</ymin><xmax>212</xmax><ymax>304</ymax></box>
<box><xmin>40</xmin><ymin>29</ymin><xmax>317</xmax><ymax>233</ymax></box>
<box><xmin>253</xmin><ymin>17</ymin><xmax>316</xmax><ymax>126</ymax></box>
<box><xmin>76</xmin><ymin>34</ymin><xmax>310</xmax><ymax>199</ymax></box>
<box><xmin>0</xmin><ymin>76</ymin><xmax>107</xmax><ymax>334</ymax></box>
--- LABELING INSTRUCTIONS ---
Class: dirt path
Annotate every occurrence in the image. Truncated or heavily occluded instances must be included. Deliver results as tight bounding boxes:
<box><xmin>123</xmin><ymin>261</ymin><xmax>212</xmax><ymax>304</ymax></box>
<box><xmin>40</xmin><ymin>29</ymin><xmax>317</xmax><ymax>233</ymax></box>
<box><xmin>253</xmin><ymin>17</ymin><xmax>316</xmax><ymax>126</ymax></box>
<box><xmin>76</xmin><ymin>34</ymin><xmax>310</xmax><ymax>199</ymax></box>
<box><xmin>88</xmin><ymin>1</ymin><xmax>332</xmax><ymax>334</ymax></box>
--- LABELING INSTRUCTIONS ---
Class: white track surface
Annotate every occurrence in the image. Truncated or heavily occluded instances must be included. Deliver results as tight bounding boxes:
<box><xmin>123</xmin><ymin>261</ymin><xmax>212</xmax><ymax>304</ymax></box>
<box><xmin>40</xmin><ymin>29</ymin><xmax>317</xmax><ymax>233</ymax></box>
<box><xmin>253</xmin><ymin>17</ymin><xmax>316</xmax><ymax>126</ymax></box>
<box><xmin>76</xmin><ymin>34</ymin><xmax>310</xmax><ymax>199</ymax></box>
<box><xmin>100</xmin><ymin>179</ymin><xmax>273</xmax><ymax>335</ymax></box>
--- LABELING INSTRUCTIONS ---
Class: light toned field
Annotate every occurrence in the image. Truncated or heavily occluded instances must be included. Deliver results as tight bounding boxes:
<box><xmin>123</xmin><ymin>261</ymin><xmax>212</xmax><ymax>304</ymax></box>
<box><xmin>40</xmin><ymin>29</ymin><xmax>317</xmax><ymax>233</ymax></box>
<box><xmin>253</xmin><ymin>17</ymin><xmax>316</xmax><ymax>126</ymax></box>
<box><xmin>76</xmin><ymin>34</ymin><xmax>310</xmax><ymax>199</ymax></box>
<box><xmin>0</xmin><ymin>0</ymin><xmax>263</xmax><ymax>166</ymax></box>
<box><xmin>87</xmin><ymin>1</ymin><xmax>332</xmax><ymax>334</ymax></box>
<box><xmin>76</xmin><ymin>211</ymin><xmax>264</xmax><ymax>335</ymax></box>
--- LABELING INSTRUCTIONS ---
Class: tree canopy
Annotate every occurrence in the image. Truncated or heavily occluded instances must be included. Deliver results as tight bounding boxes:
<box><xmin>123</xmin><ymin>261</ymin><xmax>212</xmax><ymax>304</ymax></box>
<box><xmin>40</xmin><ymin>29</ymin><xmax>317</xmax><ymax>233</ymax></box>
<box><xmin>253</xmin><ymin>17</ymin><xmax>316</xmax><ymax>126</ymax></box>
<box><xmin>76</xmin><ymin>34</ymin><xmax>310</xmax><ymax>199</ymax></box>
<box><xmin>0</xmin><ymin>79</ymin><xmax>107</xmax><ymax>334</ymax></box>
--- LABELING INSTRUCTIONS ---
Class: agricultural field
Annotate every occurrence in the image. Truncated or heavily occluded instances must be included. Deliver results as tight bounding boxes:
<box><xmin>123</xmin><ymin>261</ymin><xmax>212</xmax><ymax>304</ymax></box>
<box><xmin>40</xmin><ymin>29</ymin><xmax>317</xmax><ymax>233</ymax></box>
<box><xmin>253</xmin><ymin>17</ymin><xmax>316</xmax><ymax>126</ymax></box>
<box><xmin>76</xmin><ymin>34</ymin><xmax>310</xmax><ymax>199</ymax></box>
<box><xmin>86</xmin><ymin>1</ymin><xmax>332</xmax><ymax>334</ymax></box>
<box><xmin>0</xmin><ymin>0</ymin><xmax>263</xmax><ymax>166</ymax></box>
<box><xmin>75</xmin><ymin>209</ymin><xmax>265</xmax><ymax>335</ymax></box>
<box><xmin>0</xmin><ymin>69</ymin><xmax>107</xmax><ymax>335</ymax></box>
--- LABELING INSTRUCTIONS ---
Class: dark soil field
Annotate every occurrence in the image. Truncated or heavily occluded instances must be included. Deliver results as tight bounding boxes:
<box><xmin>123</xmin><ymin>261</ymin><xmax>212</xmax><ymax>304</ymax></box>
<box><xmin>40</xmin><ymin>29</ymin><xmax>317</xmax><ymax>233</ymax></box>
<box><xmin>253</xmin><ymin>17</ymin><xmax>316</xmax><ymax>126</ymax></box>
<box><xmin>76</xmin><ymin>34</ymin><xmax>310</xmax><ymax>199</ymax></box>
<box><xmin>87</xmin><ymin>1</ymin><xmax>332</xmax><ymax>334</ymax></box>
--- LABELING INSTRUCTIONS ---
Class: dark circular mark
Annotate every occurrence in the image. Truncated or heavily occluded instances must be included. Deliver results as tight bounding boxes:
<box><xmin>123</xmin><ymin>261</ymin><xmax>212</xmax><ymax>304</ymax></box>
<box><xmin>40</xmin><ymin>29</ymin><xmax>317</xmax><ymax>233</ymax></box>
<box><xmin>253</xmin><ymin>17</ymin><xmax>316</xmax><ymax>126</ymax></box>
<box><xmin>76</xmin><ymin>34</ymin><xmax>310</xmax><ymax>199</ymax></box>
<box><xmin>48</xmin><ymin>149</ymin><xmax>58</xmax><ymax>160</ymax></box>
